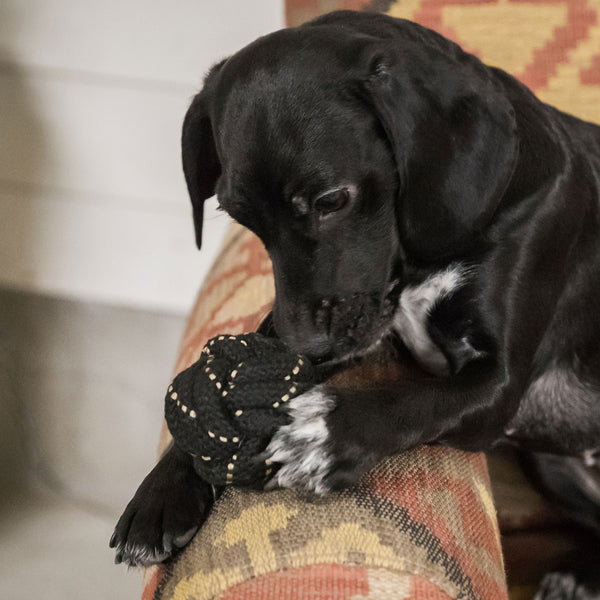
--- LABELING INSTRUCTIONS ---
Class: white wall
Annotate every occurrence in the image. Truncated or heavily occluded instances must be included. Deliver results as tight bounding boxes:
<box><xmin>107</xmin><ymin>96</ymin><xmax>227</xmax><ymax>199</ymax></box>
<box><xmin>0</xmin><ymin>0</ymin><xmax>284</xmax><ymax>313</ymax></box>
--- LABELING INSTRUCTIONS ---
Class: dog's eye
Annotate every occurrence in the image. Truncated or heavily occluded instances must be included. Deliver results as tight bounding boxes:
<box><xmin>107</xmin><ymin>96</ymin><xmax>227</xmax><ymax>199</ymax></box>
<box><xmin>314</xmin><ymin>189</ymin><xmax>349</xmax><ymax>216</ymax></box>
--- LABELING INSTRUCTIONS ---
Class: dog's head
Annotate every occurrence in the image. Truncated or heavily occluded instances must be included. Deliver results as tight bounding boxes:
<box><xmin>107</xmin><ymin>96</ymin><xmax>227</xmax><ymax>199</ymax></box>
<box><xmin>182</xmin><ymin>12</ymin><xmax>518</xmax><ymax>362</ymax></box>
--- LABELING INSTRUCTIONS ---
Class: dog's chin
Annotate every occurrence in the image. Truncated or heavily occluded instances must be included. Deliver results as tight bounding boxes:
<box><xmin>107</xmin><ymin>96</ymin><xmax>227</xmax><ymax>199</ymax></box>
<box><xmin>314</xmin><ymin>343</ymin><xmax>380</xmax><ymax>381</ymax></box>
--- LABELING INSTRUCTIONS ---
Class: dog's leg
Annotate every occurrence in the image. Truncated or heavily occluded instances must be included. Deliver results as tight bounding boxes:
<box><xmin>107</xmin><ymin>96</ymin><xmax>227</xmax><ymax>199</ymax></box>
<box><xmin>110</xmin><ymin>442</ymin><xmax>214</xmax><ymax>567</ymax></box>
<box><xmin>521</xmin><ymin>451</ymin><xmax>600</xmax><ymax>536</ymax></box>
<box><xmin>520</xmin><ymin>451</ymin><xmax>600</xmax><ymax>599</ymax></box>
<box><xmin>266</xmin><ymin>364</ymin><xmax>513</xmax><ymax>493</ymax></box>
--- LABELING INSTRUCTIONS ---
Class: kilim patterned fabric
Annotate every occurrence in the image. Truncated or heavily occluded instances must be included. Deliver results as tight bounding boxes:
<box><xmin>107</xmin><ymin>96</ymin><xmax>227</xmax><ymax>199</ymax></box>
<box><xmin>142</xmin><ymin>225</ymin><xmax>507</xmax><ymax>600</ymax></box>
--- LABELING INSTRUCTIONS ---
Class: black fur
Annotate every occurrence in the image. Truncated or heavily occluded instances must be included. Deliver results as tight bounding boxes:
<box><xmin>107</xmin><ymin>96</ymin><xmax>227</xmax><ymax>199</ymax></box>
<box><xmin>112</xmin><ymin>11</ymin><xmax>600</xmax><ymax>589</ymax></box>
<box><xmin>110</xmin><ymin>443</ymin><xmax>214</xmax><ymax>567</ymax></box>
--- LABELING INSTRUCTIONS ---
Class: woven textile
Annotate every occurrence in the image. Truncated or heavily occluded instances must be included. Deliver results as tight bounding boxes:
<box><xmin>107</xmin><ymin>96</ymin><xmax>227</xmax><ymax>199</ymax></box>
<box><xmin>142</xmin><ymin>225</ymin><xmax>507</xmax><ymax>600</ymax></box>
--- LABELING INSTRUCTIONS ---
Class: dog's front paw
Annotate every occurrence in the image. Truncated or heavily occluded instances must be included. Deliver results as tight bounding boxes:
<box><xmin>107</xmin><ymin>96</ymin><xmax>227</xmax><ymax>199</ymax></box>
<box><xmin>264</xmin><ymin>385</ymin><xmax>335</xmax><ymax>494</ymax></box>
<box><xmin>110</xmin><ymin>445</ymin><xmax>213</xmax><ymax>567</ymax></box>
<box><xmin>265</xmin><ymin>385</ymin><xmax>379</xmax><ymax>494</ymax></box>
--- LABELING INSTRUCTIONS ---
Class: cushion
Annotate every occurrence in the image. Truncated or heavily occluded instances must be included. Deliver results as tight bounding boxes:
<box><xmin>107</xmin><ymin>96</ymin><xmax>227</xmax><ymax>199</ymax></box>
<box><xmin>142</xmin><ymin>225</ymin><xmax>507</xmax><ymax>600</ymax></box>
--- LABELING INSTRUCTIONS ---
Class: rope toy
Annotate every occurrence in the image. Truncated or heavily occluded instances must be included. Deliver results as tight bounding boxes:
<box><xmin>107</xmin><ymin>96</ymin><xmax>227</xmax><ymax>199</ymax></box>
<box><xmin>165</xmin><ymin>333</ymin><xmax>316</xmax><ymax>487</ymax></box>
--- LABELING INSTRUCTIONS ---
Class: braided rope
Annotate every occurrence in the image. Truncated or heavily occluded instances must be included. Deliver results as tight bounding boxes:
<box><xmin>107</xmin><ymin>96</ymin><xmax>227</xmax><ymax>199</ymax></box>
<box><xmin>165</xmin><ymin>333</ymin><xmax>316</xmax><ymax>487</ymax></box>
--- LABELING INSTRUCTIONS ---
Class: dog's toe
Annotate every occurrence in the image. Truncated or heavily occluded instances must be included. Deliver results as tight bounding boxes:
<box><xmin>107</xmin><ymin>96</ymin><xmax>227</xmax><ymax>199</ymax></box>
<box><xmin>112</xmin><ymin>502</ymin><xmax>174</xmax><ymax>566</ymax></box>
<box><xmin>265</xmin><ymin>385</ymin><xmax>378</xmax><ymax>494</ymax></box>
<box><xmin>111</xmin><ymin>446</ymin><xmax>213</xmax><ymax>567</ymax></box>
<box><xmin>265</xmin><ymin>385</ymin><xmax>335</xmax><ymax>494</ymax></box>
<box><xmin>111</xmin><ymin>485</ymin><xmax>206</xmax><ymax>567</ymax></box>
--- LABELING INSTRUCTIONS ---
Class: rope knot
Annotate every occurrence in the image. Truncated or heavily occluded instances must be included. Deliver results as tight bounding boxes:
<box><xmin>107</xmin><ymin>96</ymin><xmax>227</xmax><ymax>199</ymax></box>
<box><xmin>165</xmin><ymin>333</ymin><xmax>315</xmax><ymax>487</ymax></box>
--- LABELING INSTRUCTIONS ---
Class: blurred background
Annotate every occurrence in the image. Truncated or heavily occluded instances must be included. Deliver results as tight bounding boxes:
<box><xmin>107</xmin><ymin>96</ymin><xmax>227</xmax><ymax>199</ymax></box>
<box><xmin>0</xmin><ymin>1</ymin><xmax>283</xmax><ymax>598</ymax></box>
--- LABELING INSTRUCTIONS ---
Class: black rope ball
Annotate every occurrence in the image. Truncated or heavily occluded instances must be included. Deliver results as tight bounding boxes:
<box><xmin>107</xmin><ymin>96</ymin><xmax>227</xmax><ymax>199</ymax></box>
<box><xmin>165</xmin><ymin>333</ymin><xmax>316</xmax><ymax>487</ymax></box>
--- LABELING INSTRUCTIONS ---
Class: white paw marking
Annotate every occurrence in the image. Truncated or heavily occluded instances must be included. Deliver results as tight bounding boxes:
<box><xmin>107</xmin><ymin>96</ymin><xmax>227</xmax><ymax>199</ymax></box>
<box><xmin>582</xmin><ymin>448</ymin><xmax>599</xmax><ymax>467</ymax></box>
<box><xmin>265</xmin><ymin>385</ymin><xmax>335</xmax><ymax>494</ymax></box>
<box><xmin>393</xmin><ymin>264</ymin><xmax>467</xmax><ymax>376</ymax></box>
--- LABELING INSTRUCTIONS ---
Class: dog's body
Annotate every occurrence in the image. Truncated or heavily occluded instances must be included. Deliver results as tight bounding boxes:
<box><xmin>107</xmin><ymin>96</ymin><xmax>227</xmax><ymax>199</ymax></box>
<box><xmin>112</xmin><ymin>11</ymin><xmax>600</xmax><ymax>594</ymax></box>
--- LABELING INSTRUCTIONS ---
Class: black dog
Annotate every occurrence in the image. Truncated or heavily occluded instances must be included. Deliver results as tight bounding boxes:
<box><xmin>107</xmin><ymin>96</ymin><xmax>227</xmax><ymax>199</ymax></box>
<box><xmin>112</xmin><ymin>10</ymin><xmax>600</xmax><ymax>594</ymax></box>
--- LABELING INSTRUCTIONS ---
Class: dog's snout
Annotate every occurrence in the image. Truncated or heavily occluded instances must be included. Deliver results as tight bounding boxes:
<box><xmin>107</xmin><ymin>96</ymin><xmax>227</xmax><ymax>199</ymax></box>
<box><xmin>294</xmin><ymin>333</ymin><xmax>334</xmax><ymax>363</ymax></box>
<box><xmin>274</xmin><ymin>300</ymin><xmax>336</xmax><ymax>362</ymax></box>
<box><xmin>273</xmin><ymin>293</ymin><xmax>388</xmax><ymax>362</ymax></box>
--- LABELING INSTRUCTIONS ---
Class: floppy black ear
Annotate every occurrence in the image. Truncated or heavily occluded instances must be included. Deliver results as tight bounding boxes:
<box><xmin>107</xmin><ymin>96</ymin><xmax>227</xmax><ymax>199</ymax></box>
<box><xmin>181</xmin><ymin>66</ymin><xmax>224</xmax><ymax>249</ymax></box>
<box><xmin>365</xmin><ymin>49</ymin><xmax>518</xmax><ymax>261</ymax></box>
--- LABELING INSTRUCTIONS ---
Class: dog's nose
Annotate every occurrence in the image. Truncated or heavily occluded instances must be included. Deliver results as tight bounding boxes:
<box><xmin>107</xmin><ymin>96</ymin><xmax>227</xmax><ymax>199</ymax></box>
<box><xmin>275</xmin><ymin>324</ymin><xmax>336</xmax><ymax>363</ymax></box>
<box><xmin>294</xmin><ymin>333</ymin><xmax>334</xmax><ymax>364</ymax></box>
<box><xmin>273</xmin><ymin>293</ymin><xmax>382</xmax><ymax>363</ymax></box>
<box><xmin>272</xmin><ymin>298</ymin><xmax>335</xmax><ymax>362</ymax></box>
<box><xmin>276</xmin><ymin>327</ymin><xmax>334</xmax><ymax>363</ymax></box>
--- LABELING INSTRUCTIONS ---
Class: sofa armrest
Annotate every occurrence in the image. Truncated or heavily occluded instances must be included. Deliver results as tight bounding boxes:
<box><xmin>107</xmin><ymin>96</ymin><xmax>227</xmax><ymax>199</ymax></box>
<box><xmin>142</xmin><ymin>225</ymin><xmax>508</xmax><ymax>600</ymax></box>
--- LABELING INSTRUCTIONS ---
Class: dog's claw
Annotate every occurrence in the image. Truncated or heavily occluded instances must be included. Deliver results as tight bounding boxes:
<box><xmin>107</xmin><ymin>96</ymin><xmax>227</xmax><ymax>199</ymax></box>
<box><xmin>172</xmin><ymin>526</ymin><xmax>199</xmax><ymax>549</ymax></box>
<box><xmin>111</xmin><ymin>445</ymin><xmax>213</xmax><ymax>567</ymax></box>
<box><xmin>264</xmin><ymin>476</ymin><xmax>279</xmax><ymax>492</ymax></box>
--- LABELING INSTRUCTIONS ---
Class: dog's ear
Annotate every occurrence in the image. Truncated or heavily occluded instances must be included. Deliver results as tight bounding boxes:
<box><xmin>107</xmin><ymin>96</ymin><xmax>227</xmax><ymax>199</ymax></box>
<box><xmin>181</xmin><ymin>62</ymin><xmax>225</xmax><ymax>249</ymax></box>
<box><xmin>364</xmin><ymin>48</ymin><xmax>518</xmax><ymax>261</ymax></box>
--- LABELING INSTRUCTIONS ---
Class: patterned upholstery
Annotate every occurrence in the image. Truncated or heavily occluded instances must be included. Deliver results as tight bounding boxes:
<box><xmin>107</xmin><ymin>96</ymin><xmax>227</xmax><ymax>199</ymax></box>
<box><xmin>143</xmin><ymin>227</ymin><xmax>507</xmax><ymax>600</ymax></box>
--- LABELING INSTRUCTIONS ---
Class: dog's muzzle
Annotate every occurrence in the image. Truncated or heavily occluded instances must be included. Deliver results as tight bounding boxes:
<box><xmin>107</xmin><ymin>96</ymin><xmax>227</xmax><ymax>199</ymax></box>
<box><xmin>273</xmin><ymin>283</ymin><xmax>401</xmax><ymax>363</ymax></box>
